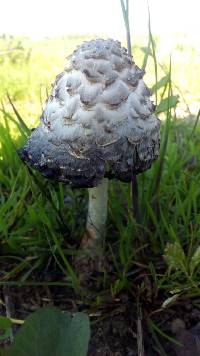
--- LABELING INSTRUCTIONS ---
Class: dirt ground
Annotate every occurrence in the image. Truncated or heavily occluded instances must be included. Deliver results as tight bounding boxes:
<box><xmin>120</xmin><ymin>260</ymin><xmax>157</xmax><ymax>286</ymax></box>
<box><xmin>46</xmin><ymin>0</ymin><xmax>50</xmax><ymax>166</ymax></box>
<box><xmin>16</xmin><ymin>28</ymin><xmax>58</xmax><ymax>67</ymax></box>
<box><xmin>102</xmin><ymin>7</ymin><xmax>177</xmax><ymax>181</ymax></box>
<box><xmin>1</xmin><ymin>283</ymin><xmax>200</xmax><ymax>355</ymax></box>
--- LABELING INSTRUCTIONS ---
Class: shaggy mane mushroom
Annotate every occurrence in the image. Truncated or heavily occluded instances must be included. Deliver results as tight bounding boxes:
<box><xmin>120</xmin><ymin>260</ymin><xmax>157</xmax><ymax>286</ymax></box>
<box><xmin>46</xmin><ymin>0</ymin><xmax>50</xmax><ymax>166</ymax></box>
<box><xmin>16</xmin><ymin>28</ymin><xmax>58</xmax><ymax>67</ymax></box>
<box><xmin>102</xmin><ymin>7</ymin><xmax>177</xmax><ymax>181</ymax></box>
<box><xmin>19</xmin><ymin>38</ymin><xmax>160</xmax><ymax>264</ymax></box>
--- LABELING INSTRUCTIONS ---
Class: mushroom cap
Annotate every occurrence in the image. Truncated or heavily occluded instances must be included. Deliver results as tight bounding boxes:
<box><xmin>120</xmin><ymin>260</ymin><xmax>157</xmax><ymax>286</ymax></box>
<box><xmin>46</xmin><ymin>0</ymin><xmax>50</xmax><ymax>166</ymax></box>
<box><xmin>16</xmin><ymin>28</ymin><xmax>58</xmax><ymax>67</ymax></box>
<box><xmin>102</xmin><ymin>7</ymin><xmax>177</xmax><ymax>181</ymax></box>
<box><xmin>20</xmin><ymin>39</ymin><xmax>160</xmax><ymax>188</ymax></box>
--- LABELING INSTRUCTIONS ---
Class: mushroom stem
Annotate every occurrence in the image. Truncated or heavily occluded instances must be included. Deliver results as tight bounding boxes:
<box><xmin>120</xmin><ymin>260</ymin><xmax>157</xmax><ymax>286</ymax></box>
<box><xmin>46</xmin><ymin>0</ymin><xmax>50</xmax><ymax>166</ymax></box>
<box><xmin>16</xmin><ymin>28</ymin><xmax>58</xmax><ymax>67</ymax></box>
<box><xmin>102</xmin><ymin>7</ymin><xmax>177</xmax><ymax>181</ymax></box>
<box><xmin>84</xmin><ymin>178</ymin><xmax>108</xmax><ymax>254</ymax></box>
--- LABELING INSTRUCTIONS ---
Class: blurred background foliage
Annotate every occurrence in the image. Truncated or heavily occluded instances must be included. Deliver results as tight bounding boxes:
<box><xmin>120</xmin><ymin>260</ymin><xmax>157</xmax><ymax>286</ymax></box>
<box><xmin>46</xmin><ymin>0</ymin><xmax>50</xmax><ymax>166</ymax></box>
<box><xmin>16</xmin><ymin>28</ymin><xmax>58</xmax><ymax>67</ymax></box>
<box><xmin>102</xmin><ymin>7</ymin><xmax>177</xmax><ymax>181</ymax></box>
<box><xmin>0</xmin><ymin>33</ymin><xmax>199</xmax><ymax>126</ymax></box>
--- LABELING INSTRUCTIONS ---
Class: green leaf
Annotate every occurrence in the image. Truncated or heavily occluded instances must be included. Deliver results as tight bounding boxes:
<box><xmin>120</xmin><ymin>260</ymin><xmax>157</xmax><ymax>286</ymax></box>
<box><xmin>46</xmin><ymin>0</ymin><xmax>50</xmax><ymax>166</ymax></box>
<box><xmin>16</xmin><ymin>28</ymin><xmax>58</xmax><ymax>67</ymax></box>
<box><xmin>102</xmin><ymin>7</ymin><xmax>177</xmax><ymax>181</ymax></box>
<box><xmin>140</xmin><ymin>46</ymin><xmax>153</xmax><ymax>57</ymax></box>
<box><xmin>164</xmin><ymin>242</ymin><xmax>186</xmax><ymax>271</ymax></box>
<box><xmin>9</xmin><ymin>307</ymin><xmax>90</xmax><ymax>356</ymax></box>
<box><xmin>141</xmin><ymin>41</ymin><xmax>151</xmax><ymax>71</ymax></box>
<box><xmin>151</xmin><ymin>74</ymin><xmax>170</xmax><ymax>93</ymax></box>
<box><xmin>190</xmin><ymin>246</ymin><xmax>200</xmax><ymax>275</ymax></box>
<box><xmin>6</xmin><ymin>92</ymin><xmax>30</xmax><ymax>136</ymax></box>
<box><xmin>161</xmin><ymin>294</ymin><xmax>180</xmax><ymax>308</ymax></box>
<box><xmin>0</xmin><ymin>316</ymin><xmax>12</xmax><ymax>342</ymax></box>
<box><xmin>156</xmin><ymin>95</ymin><xmax>179</xmax><ymax>114</ymax></box>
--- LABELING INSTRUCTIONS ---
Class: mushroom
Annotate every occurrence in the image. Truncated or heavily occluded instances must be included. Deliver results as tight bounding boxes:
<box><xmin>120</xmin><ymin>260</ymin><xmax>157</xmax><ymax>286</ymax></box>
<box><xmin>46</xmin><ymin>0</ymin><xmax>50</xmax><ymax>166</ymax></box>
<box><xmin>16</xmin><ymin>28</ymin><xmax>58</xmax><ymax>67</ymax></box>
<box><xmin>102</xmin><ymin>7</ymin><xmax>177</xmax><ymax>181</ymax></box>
<box><xmin>19</xmin><ymin>39</ymin><xmax>160</xmax><ymax>260</ymax></box>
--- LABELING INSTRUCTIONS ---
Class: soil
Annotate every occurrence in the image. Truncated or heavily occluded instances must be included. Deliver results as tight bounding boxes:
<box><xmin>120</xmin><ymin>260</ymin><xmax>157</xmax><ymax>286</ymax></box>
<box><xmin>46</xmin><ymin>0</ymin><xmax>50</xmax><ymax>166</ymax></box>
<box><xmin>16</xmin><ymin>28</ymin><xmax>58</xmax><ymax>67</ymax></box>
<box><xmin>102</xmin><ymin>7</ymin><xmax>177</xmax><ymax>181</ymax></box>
<box><xmin>1</xmin><ymin>282</ymin><xmax>200</xmax><ymax>355</ymax></box>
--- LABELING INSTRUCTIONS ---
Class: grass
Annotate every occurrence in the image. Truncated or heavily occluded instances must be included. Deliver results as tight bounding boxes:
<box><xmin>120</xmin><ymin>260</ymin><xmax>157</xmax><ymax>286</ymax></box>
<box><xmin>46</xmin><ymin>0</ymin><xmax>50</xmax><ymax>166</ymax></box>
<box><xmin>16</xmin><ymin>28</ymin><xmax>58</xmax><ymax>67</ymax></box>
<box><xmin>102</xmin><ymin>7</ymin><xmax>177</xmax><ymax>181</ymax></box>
<box><xmin>0</xmin><ymin>29</ymin><xmax>200</xmax><ymax>353</ymax></box>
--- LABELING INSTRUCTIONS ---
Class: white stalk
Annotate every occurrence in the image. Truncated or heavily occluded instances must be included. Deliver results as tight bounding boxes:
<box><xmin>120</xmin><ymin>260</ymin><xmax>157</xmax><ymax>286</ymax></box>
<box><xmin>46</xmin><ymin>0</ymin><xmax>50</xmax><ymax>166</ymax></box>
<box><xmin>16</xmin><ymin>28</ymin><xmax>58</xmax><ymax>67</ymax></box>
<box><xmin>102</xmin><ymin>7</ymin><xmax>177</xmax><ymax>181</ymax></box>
<box><xmin>84</xmin><ymin>178</ymin><xmax>108</xmax><ymax>254</ymax></box>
